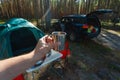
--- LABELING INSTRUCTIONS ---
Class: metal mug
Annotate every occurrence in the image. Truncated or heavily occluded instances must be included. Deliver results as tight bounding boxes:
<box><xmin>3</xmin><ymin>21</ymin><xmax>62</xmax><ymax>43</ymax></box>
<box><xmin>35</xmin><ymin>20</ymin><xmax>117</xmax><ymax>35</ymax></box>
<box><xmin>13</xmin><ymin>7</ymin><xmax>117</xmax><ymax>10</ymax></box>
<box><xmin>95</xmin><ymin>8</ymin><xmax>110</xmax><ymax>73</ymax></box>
<box><xmin>52</xmin><ymin>31</ymin><xmax>66</xmax><ymax>51</ymax></box>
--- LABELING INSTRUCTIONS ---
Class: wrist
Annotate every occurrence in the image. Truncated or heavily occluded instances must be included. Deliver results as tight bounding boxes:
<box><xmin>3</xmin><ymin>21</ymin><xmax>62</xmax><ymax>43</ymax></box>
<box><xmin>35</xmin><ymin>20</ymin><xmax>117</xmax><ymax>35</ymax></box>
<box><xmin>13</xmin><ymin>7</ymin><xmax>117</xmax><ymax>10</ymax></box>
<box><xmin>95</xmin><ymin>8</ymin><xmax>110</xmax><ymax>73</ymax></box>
<box><xmin>30</xmin><ymin>50</ymin><xmax>46</xmax><ymax>62</ymax></box>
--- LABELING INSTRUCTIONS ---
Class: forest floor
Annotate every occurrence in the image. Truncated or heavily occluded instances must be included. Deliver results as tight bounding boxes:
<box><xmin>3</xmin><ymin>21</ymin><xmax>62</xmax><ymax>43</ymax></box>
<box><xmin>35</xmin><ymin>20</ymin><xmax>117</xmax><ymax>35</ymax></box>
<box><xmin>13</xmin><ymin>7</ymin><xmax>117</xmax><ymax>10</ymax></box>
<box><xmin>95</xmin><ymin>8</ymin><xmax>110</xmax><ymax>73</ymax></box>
<box><xmin>38</xmin><ymin>25</ymin><xmax>120</xmax><ymax>80</ymax></box>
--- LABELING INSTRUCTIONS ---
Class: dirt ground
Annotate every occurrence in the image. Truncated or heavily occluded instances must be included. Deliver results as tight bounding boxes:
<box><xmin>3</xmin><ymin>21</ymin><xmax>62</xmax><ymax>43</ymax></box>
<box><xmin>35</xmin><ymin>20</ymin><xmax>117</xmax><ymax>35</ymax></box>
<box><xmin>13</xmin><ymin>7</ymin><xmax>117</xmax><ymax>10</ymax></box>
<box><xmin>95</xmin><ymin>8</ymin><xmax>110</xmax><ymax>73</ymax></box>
<box><xmin>37</xmin><ymin>28</ymin><xmax>120</xmax><ymax>80</ymax></box>
<box><xmin>95</xmin><ymin>29</ymin><xmax>120</xmax><ymax>50</ymax></box>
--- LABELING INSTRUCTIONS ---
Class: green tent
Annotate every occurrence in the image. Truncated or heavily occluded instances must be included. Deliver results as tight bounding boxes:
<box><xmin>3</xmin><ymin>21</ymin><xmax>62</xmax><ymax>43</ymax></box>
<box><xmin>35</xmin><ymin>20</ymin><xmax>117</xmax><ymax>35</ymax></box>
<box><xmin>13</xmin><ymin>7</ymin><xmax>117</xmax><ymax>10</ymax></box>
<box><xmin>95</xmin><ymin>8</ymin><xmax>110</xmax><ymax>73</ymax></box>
<box><xmin>0</xmin><ymin>18</ymin><xmax>45</xmax><ymax>59</ymax></box>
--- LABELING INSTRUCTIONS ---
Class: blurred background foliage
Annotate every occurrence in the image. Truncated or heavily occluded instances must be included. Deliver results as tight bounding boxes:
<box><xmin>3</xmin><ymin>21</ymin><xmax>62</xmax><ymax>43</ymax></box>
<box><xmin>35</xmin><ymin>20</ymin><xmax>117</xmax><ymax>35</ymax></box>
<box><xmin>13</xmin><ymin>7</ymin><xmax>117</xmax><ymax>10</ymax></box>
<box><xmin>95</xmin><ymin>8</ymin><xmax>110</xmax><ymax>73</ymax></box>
<box><xmin>0</xmin><ymin>0</ymin><xmax>120</xmax><ymax>28</ymax></box>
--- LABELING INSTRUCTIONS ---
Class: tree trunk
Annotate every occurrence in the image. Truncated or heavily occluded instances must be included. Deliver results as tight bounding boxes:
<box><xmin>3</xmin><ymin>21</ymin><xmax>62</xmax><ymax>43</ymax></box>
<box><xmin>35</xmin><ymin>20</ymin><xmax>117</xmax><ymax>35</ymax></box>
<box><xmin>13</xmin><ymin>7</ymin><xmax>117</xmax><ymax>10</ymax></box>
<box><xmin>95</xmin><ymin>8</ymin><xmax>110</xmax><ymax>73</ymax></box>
<box><xmin>44</xmin><ymin>0</ymin><xmax>51</xmax><ymax>30</ymax></box>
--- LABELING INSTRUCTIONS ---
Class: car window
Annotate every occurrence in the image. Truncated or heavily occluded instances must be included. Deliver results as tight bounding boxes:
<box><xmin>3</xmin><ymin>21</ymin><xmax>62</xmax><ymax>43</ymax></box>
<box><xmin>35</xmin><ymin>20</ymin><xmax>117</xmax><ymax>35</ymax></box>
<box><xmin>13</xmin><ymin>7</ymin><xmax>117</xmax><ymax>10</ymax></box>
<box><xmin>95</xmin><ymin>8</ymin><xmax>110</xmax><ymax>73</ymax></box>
<box><xmin>73</xmin><ymin>17</ymin><xmax>86</xmax><ymax>24</ymax></box>
<box><xmin>10</xmin><ymin>28</ymin><xmax>37</xmax><ymax>56</ymax></box>
<box><xmin>61</xmin><ymin>18</ymin><xmax>65</xmax><ymax>23</ymax></box>
<box><xmin>87</xmin><ymin>17</ymin><xmax>99</xmax><ymax>25</ymax></box>
<box><xmin>66</xmin><ymin>18</ymin><xmax>71</xmax><ymax>23</ymax></box>
<box><xmin>70</xmin><ymin>18</ymin><xmax>74</xmax><ymax>22</ymax></box>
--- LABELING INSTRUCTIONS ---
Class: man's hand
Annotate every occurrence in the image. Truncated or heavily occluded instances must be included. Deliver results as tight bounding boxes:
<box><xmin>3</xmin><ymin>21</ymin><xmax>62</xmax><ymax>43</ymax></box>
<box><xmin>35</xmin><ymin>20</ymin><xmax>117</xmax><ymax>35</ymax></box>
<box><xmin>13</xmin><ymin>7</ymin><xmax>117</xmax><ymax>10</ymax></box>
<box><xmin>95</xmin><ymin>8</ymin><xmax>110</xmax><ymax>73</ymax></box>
<box><xmin>0</xmin><ymin>35</ymin><xmax>60</xmax><ymax>80</ymax></box>
<box><xmin>33</xmin><ymin>35</ymin><xmax>60</xmax><ymax>61</ymax></box>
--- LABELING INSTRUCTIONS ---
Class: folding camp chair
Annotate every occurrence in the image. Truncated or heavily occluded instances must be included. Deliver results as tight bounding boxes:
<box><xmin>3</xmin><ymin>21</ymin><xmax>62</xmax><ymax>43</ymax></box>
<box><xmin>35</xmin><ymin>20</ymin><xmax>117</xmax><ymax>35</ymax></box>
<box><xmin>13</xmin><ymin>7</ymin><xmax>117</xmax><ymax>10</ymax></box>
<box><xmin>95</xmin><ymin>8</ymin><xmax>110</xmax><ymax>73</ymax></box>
<box><xmin>13</xmin><ymin>74</ymin><xmax>25</xmax><ymax>80</ymax></box>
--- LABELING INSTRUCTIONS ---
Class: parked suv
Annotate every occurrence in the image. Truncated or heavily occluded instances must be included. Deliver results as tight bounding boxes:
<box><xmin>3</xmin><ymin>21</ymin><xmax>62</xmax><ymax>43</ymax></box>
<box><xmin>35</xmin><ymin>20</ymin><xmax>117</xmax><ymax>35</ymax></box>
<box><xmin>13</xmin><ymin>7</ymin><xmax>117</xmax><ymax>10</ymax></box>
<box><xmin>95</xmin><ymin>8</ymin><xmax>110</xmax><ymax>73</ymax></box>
<box><xmin>53</xmin><ymin>9</ymin><xmax>112</xmax><ymax>41</ymax></box>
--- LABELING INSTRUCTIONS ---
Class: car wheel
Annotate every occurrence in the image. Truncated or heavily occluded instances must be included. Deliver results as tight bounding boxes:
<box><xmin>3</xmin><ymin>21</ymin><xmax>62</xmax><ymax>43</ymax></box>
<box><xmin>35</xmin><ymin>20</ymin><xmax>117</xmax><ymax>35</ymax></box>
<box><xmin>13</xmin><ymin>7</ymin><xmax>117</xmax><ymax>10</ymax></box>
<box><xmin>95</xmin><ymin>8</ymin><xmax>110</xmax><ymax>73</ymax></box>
<box><xmin>69</xmin><ymin>32</ymin><xmax>76</xmax><ymax>41</ymax></box>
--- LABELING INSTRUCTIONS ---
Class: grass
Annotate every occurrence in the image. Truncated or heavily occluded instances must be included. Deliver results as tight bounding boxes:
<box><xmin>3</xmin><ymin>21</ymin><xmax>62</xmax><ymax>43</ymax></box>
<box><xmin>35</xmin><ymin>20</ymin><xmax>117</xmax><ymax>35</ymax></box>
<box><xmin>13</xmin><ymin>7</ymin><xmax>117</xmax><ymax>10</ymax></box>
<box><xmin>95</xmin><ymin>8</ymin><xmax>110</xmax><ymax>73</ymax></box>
<box><xmin>0</xmin><ymin>19</ymin><xmax>37</xmax><ymax>24</ymax></box>
<box><xmin>0</xmin><ymin>20</ymin><xmax>5</xmax><ymax>24</ymax></box>
<box><xmin>101</xmin><ymin>21</ymin><xmax>120</xmax><ymax>35</ymax></box>
<box><xmin>117</xmin><ymin>31</ymin><xmax>120</xmax><ymax>34</ymax></box>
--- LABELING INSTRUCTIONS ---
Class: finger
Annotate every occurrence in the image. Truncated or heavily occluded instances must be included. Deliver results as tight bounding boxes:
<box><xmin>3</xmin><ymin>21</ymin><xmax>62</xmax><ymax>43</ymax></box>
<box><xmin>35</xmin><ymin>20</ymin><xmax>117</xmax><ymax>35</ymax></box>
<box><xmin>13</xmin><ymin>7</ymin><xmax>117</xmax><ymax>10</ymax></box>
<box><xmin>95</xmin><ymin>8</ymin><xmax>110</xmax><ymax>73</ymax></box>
<box><xmin>49</xmin><ymin>42</ymin><xmax>61</xmax><ymax>49</ymax></box>
<box><xmin>45</xmin><ymin>36</ymin><xmax>54</xmax><ymax>43</ymax></box>
<box><xmin>39</xmin><ymin>35</ymin><xmax>49</xmax><ymax>43</ymax></box>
